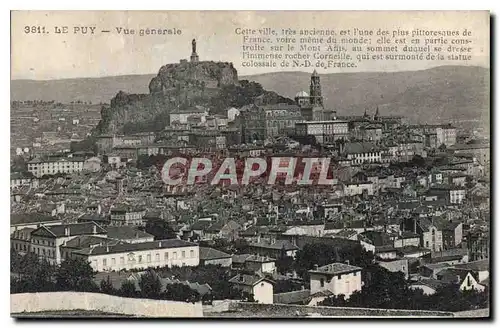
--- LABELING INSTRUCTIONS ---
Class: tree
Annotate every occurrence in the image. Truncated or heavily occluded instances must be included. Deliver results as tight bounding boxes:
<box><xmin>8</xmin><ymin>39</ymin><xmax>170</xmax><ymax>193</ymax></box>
<box><xmin>100</xmin><ymin>276</ymin><xmax>115</xmax><ymax>295</ymax></box>
<box><xmin>55</xmin><ymin>258</ymin><xmax>97</xmax><ymax>292</ymax></box>
<box><xmin>164</xmin><ymin>283</ymin><xmax>201</xmax><ymax>303</ymax></box>
<box><xmin>118</xmin><ymin>280</ymin><xmax>137</xmax><ymax>298</ymax></box>
<box><xmin>138</xmin><ymin>270</ymin><xmax>163</xmax><ymax>299</ymax></box>
<box><xmin>294</xmin><ymin>243</ymin><xmax>374</xmax><ymax>280</ymax></box>
<box><xmin>276</xmin><ymin>255</ymin><xmax>294</xmax><ymax>275</ymax></box>
<box><xmin>144</xmin><ymin>218</ymin><xmax>177</xmax><ymax>240</ymax></box>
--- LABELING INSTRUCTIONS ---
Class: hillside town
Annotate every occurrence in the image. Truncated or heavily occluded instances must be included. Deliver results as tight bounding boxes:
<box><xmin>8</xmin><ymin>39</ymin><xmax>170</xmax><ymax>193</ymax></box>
<box><xmin>10</xmin><ymin>41</ymin><xmax>490</xmax><ymax>317</ymax></box>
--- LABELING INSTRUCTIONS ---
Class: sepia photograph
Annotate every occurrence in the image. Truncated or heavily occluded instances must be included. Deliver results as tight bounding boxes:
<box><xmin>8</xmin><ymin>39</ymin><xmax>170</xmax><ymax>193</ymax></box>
<box><xmin>9</xmin><ymin>10</ymin><xmax>490</xmax><ymax>319</ymax></box>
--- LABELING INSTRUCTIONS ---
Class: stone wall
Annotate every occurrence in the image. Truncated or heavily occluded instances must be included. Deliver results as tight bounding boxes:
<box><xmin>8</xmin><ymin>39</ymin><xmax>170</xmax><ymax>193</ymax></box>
<box><xmin>223</xmin><ymin>302</ymin><xmax>454</xmax><ymax>317</ymax></box>
<box><xmin>11</xmin><ymin>292</ymin><xmax>203</xmax><ymax>318</ymax></box>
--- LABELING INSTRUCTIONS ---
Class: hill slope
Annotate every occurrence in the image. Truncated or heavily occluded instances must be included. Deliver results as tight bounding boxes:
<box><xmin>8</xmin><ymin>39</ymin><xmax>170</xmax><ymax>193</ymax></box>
<box><xmin>242</xmin><ymin>66</ymin><xmax>489</xmax><ymax>124</ymax></box>
<box><xmin>11</xmin><ymin>75</ymin><xmax>155</xmax><ymax>104</ymax></box>
<box><xmin>11</xmin><ymin>66</ymin><xmax>489</xmax><ymax>125</ymax></box>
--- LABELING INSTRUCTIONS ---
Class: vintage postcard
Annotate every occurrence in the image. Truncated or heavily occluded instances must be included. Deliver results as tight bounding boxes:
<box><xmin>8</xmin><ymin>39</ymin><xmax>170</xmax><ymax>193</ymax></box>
<box><xmin>10</xmin><ymin>11</ymin><xmax>490</xmax><ymax>318</ymax></box>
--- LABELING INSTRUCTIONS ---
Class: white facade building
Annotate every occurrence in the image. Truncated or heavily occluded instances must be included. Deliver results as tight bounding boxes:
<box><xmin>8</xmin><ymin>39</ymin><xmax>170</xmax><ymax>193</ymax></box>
<box><xmin>309</xmin><ymin>262</ymin><xmax>363</xmax><ymax>299</ymax></box>
<box><xmin>72</xmin><ymin>239</ymin><xmax>200</xmax><ymax>272</ymax></box>
<box><xmin>27</xmin><ymin>157</ymin><xmax>85</xmax><ymax>177</ymax></box>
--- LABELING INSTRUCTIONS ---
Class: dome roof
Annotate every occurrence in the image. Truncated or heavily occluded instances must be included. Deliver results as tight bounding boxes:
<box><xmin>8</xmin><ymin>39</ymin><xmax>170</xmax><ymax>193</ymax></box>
<box><xmin>295</xmin><ymin>91</ymin><xmax>309</xmax><ymax>98</ymax></box>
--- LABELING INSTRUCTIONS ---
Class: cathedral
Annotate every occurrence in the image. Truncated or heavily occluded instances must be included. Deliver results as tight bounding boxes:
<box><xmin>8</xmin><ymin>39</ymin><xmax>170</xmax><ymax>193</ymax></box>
<box><xmin>294</xmin><ymin>70</ymin><xmax>334</xmax><ymax>121</ymax></box>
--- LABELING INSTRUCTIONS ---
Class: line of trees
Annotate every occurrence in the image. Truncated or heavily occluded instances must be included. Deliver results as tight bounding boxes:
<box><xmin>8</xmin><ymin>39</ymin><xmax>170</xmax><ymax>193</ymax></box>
<box><xmin>318</xmin><ymin>264</ymin><xmax>489</xmax><ymax>312</ymax></box>
<box><xmin>10</xmin><ymin>250</ymin><xmax>251</xmax><ymax>304</ymax></box>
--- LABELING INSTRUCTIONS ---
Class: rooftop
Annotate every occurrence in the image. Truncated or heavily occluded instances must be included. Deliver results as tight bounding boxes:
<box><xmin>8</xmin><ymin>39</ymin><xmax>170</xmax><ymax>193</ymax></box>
<box><xmin>308</xmin><ymin>262</ymin><xmax>362</xmax><ymax>275</ymax></box>
<box><xmin>72</xmin><ymin>239</ymin><xmax>197</xmax><ymax>256</ymax></box>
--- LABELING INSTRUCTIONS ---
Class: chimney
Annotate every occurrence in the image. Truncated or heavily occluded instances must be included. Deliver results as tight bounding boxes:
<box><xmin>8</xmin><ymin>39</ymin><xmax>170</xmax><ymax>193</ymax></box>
<box><xmin>239</xmin><ymin>275</ymin><xmax>244</xmax><ymax>282</ymax></box>
<box><xmin>158</xmin><ymin>241</ymin><xmax>162</xmax><ymax>247</ymax></box>
<box><xmin>313</xmin><ymin>264</ymin><xmax>319</xmax><ymax>270</ymax></box>
<box><xmin>64</xmin><ymin>227</ymin><xmax>70</xmax><ymax>236</ymax></box>
<box><xmin>345</xmin><ymin>260</ymin><xmax>350</xmax><ymax>265</ymax></box>
<box><xmin>456</xmin><ymin>275</ymin><xmax>461</xmax><ymax>283</ymax></box>
<box><xmin>106</xmin><ymin>244</ymin><xmax>110</xmax><ymax>253</ymax></box>
<box><xmin>332</xmin><ymin>110</ymin><xmax>337</xmax><ymax>120</ymax></box>
<box><xmin>92</xmin><ymin>224</ymin><xmax>97</xmax><ymax>234</ymax></box>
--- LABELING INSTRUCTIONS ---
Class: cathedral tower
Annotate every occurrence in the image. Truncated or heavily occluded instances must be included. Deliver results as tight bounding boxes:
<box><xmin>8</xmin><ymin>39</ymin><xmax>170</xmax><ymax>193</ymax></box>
<box><xmin>309</xmin><ymin>70</ymin><xmax>323</xmax><ymax>107</ymax></box>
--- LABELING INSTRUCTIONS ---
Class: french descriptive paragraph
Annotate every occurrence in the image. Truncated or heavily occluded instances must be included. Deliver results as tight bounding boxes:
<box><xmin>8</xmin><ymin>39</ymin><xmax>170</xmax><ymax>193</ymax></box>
<box><xmin>235</xmin><ymin>27</ymin><xmax>476</xmax><ymax>70</ymax></box>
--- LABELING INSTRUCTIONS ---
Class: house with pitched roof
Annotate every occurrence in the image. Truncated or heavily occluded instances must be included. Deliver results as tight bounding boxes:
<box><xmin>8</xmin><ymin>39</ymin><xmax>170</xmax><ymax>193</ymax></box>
<box><xmin>199</xmin><ymin>247</ymin><xmax>232</xmax><ymax>267</ymax></box>
<box><xmin>308</xmin><ymin>262</ymin><xmax>363</xmax><ymax>300</ymax></box>
<box><xmin>30</xmin><ymin>222</ymin><xmax>107</xmax><ymax>264</ymax></box>
<box><xmin>436</xmin><ymin>268</ymin><xmax>485</xmax><ymax>292</ymax></box>
<box><xmin>229</xmin><ymin>273</ymin><xmax>274</xmax><ymax>304</ymax></box>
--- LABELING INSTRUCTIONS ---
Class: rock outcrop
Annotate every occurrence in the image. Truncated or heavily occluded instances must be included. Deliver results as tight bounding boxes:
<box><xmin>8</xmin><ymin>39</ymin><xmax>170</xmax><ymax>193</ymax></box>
<box><xmin>96</xmin><ymin>60</ymin><xmax>292</xmax><ymax>135</ymax></box>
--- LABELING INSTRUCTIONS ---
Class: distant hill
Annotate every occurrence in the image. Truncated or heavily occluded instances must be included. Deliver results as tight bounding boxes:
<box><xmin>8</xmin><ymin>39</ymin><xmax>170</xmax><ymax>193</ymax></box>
<box><xmin>11</xmin><ymin>66</ymin><xmax>489</xmax><ymax>125</ymax></box>
<box><xmin>11</xmin><ymin>74</ymin><xmax>155</xmax><ymax>104</ymax></box>
<box><xmin>242</xmin><ymin>66</ymin><xmax>489</xmax><ymax>124</ymax></box>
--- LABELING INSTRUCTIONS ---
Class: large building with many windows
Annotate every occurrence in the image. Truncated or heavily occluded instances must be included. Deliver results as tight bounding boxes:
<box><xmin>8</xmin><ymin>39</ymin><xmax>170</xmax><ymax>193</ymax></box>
<box><xmin>71</xmin><ymin>239</ymin><xmax>200</xmax><ymax>272</ymax></box>
<box><xmin>27</xmin><ymin>157</ymin><xmax>85</xmax><ymax>177</ymax></box>
<box><xmin>30</xmin><ymin>222</ymin><xmax>107</xmax><ymax>265</ymax></box>
<box><xmin>295</xmin><ymin>119</ymin><xmax>349</xmax><ymax>144</ymax></box>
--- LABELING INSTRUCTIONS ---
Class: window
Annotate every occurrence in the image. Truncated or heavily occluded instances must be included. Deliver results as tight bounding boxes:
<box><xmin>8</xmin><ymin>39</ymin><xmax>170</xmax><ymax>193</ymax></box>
<box><xmin>181</xmin><ymin>251</ymin><xmax>185</xmax><ymax>259</ymax></box>
<box><xmin>112</xmin><ymin>258</ymin><xmax>116</xmax><ymax>265</ymax></box>
<box><xmin>353</xmin><ymin>272</ymin><xmax>357</xmax><ymax>276</ymax></box>
<box><xmin>337</xmin><ymin>274</ymin><xmax>342</xmax><ymax>280</ymax></box>
<box><xmin>320</xmin><ymin>278</ymin><xmax>325</xmax><ymax>287</ymax></box>
<box><xmin>173</xmin><ymin>252</ymin><xmax>177</xmax><ymax>260</ymax></box>
<box><xmin>103</xmin><ymin>258</ymin><xmax>107</xmax><ymax>266</ymax></box>
<box><xmin>138</xmin><ymin>255</ymin><xmax>143</xmax><ymax>263</ymax></box>
<box><xmin>467</xmin><ymin>276</ymin><xmax>471</xmax><ymax>287</ymax></box>
<box><xmin>165</xmin><ymin>252</ymin><xmax>169</xmax><ymax>260</ymax></box>
<box><xmin>190</xmin><ymin>250</ymin><xmax>194</xmax><ymax>258</ymax></box>
<box><xmin>120</xmin><ymin>257</ymin><xmax>124</xmax><ymax>264</ymax></box>
<box><xmin>147</xmin><ymin>254</ymin><xmax>151</xmax><ymax>263</ymax></box>
<box><xmin>156</xmin><ymin>253</ymin><xmax>160</xmax><ymax>262</ymax></box>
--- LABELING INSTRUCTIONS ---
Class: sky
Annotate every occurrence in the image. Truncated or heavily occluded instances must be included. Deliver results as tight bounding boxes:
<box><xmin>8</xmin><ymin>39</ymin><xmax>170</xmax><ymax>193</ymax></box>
<box><xmin>11</xmin><ymin>11</ymin><xmax>490</xmax><ymax>80</ymax></box>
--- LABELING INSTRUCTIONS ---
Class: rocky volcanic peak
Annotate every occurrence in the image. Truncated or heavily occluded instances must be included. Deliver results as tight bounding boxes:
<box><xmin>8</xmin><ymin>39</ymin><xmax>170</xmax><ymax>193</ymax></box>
<box><xmin>148</xmin><ymin>61</ymin><xmax>238</xmax><ymax>94</ymax></box>
<box><xmin>95</xmin><ymin>60</ymin><xmax>290</xmax><ymax>135</ymax></box>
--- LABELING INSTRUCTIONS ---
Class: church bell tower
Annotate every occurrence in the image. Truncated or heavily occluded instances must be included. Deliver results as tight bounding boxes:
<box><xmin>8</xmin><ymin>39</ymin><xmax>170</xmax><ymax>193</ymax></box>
<box><xmin>309</xmin><ymin>70</ymin><xmax>323</xmax><ymax>107</ymax></box>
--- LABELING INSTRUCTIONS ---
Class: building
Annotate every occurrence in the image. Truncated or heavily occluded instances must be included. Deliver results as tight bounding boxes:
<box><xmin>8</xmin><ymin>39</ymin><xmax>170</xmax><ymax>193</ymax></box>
<box><xmin>30</xmin><ymin>222</ymin><xmax>107</xmax><ymax>264</ymax></box>
<box><xmin>71</xmin><ymin>239</ymin><xmax>199</xmax><ymax>272</ymax></box>
<box><xmin>308</xmin><ymin>262</ymin><xmax>362</xmax><ymax>299</ymax></box>
<box><xmin>343</xmin><ymin>181</ymin><xmax>374</xmax><ymax>197</ymax></box>
<box><xmin>436</xmin><ymin>124</ymin><xmax>457</xmax><ymax>147</ymax></box>
<box><xmin>110</xmin><ymin>206</ymin><xmax>147</xmax><ymax>226</ymax></box>
<box><xmin>199</xmin><ymin>247</ymin><xmax>232</xmax><ymax>267</ymax></box>
<box><xmin>294</xmin><ymin>70</ymin><xmax>335</xmax><ymax>121</ymax></box>
<box><xmin>169</xmin><ymin>106</ymin><xmax>209</xmax><ymax>125</ymax></box>
<box><xmin>27</xmin><ymin>157</ymin><xmax>85</xmax><ymax>177</ymax></box>
<box><xmin>243</xmin><ymin>255</ymin><xmax>276</xmax><ymax>274</ymax></box>
<box><xmin>436</xmin><ymin>268</ymin><xmax>485</xmax><ymax>292</ymax></box>
<box><xmin>295</xmin><ymin>119</ymin><xmax>349</xmax><ymax>144</ymax></box>
<box><xmin>11</xmin><ymin>213</ymin><xmax>62</xmax><ymax>234</ymax></box>
<box><xmin>10</xmin><ymin>172</ymin><xmax>38</xmax><ymax>189</ymax></box>
<box><xmin>427</xmin><ymin>185</ymin><xmax>466</xmax><ymax>204</ymax></box>
<box><xmin>344</xmin><ymin>142</ymin><xmax>382</xmax><ymax>165</ymax></box>
<box><xmin>393</xmin><ymin>232</ymin><xmax>420</xmax><ymax>248</ymax></box>
<box><xmin>467</xmin><ymin>230</ymin><xmax>489</xmax><ymax>261</ymax></box>
<box><xmin>252</xmin><ymin>103</ymin><xmax>303</xmax><ymax>140</ymax></box>
<box><xmin>83</xmin><ymin>157</ymin><xmax>102</xmax><ymax>172</ymax></box>
<box><xmin>229</xmin><ymin>273</ymin><xmax>274</xmax><ymax>304</ymax></box>
<box><xmin>377</xmin><ymin>259</ymin><xmax>409</xmax><ymax>279</ymax></box>
<box><xmin>105</xmin><ymin>226</ymin><xmax>155</xmax><ymax>244</ymax></box>
<box><xmin>11</xmin><ymin>227</ymin><xmax>35</xmax><ymax>255</ymax></box>
<box><xmin>439</xmin><ymin>221</ymin><xmax>463</xmax><ymax>249</ymax></box>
